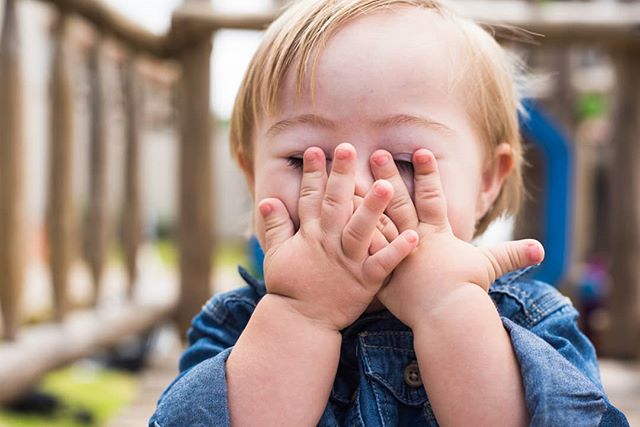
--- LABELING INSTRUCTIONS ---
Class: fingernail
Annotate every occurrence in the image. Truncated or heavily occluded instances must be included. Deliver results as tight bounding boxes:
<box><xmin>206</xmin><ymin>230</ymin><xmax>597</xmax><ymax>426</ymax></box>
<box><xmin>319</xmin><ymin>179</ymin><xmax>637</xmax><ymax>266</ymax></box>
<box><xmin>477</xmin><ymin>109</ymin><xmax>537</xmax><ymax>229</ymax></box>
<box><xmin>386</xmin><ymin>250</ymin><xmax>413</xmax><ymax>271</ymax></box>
<box><xmin>373</xmin><ymin>154</ymin><xmax>389</xmax><ymax>167</ymax></box>
<box><xmin>304</xmin><ymin>148</ymin><xmax>318</xmax><ymax>161</ymax></box>
<box><xmin>404</xmin><ymin>231</ymin><xmax>419</xmax><ymax>244</ymax></box>
<box><xmin>258</xmin><ymin>202</ymin><xmax>272</xmax><ymax>217</ymax></box>
<box><xmin>336</xmin><ymin>147</ymin><xmax>350</xmax><ymax>160</ymax></box>
<box><xmin>373</xmin><ymin>181</ymin><xmax>389</xmax><ymax>197</ymax></box>
<box><xmin>414</xmin><ymin>150</ymin><xmax>432</xmax><ymax>164</ymax></box>
<box><xmin>527</xmin><ymin>242</ymin><xmax>543</xmax><ymax>262</ymax></box>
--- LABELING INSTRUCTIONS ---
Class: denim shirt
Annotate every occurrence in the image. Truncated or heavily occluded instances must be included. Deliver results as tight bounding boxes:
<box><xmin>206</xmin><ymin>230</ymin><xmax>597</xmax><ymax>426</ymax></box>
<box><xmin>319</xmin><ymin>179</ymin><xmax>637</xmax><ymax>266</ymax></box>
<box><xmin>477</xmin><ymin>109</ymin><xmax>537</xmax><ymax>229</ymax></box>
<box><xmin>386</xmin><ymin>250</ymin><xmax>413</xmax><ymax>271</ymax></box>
<box><xmin>150</xmin><ymin>266</ymin><xmax>629</xmax><ymax>427</ymax></box>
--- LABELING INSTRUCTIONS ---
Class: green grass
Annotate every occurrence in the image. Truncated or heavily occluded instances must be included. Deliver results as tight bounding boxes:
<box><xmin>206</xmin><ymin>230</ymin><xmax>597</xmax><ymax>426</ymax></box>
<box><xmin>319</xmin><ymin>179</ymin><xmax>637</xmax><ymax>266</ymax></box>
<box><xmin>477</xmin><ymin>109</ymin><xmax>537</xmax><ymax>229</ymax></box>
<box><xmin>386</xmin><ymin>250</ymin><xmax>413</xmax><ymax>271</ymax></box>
<box><xmin>0</xmin><ymin>365</ymin><xmax>136</xmax><ymax>427</ymax></box>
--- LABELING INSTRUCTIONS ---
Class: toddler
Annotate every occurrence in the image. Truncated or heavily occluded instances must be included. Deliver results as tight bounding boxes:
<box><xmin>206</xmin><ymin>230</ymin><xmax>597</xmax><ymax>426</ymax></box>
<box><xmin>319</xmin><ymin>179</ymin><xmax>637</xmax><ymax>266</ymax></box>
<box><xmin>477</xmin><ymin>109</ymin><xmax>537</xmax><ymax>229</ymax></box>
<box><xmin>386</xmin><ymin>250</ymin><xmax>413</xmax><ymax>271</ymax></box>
<box><xmin>150</xmin><ymin>0</ymin><xmax>628</xmax><ymax>425</ymax></box>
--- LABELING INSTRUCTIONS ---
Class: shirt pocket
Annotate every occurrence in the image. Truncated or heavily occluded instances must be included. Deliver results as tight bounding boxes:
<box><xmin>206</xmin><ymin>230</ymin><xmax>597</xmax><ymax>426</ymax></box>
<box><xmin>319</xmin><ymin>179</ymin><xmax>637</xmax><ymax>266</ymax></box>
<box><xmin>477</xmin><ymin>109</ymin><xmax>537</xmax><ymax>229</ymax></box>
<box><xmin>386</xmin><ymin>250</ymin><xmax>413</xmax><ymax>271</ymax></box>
<box><xmin>358</xmin><ymin>332</ymin><xmax>438</xmax><ymax>425</ymax></box>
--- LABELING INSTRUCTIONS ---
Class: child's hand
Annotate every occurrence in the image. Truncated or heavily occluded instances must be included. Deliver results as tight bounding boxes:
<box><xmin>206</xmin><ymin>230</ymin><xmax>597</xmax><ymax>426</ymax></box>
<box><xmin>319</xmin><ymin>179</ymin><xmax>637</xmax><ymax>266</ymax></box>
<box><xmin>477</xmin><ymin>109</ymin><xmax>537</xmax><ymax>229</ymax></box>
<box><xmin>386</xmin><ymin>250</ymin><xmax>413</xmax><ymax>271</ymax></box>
<box><xmin>352</xmin><ymin>194</ymin><xmax>399</xmax><ymax>255</ymax></box>
<box><xmin>257</xmin><ymin>143</ymin><xmax>419</xmax><ymax>331</ymax></box>
<box><xmin>370</xmin><ymin>148</ymin><xmax>545</xmax><ymax>328</ymax></box>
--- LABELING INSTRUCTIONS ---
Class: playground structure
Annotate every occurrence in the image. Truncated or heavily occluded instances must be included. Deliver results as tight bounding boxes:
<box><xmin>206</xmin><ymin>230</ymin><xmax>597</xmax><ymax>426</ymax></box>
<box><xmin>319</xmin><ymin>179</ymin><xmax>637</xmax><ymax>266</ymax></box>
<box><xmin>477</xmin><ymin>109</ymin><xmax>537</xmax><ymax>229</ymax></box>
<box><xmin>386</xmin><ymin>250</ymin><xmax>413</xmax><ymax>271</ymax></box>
<box><xmin>0</xmin><ymin>0</ymin><xmax>639</xmax><ymax>406</ymax></box>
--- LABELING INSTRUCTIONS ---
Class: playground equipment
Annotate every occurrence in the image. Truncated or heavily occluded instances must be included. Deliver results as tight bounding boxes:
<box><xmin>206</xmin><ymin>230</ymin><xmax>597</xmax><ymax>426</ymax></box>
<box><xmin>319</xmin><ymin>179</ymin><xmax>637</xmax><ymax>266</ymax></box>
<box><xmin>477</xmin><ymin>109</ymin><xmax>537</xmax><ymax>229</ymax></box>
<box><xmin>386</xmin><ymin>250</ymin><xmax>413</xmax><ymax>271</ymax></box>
<box><xmin>520</xmin><ymin>99</ymin><xmax>573</xmax><ymax>287</ymax></box>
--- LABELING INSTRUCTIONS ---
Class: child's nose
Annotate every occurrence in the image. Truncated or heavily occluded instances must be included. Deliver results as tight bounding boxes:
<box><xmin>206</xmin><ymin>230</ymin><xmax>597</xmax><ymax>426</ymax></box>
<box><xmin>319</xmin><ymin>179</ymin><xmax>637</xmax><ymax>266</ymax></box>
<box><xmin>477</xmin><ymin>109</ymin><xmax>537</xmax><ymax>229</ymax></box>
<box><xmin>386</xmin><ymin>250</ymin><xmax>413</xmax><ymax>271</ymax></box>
<box><xmin>354</xmin><ymin>160</ymin><xmax>375</xmax><ymax>198</ymax></box>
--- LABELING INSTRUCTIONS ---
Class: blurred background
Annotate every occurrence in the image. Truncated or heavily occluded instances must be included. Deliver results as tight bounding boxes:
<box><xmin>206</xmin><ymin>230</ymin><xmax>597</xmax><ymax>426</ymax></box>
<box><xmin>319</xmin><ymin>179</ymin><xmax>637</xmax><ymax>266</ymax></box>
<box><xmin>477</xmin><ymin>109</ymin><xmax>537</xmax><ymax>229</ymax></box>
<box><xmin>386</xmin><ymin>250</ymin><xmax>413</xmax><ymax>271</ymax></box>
<box><xmin>0</xmin><ymin>0</ymin><xmax>639</xmax><ymax>425</ymax></box>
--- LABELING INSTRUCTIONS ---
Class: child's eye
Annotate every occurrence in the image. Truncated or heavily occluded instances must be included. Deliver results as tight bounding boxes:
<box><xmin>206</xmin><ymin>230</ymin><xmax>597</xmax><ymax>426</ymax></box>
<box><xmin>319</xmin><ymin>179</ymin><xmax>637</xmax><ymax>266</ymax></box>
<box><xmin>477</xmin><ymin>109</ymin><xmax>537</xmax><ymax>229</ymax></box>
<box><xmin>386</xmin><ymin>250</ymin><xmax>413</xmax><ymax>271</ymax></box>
<box><xmin>286</xmin><ymin>156</ymin><xmax>304</xmax><ymax>169</ymax></box>
<box><xmin>286</xmin><ymin>156</ymin><xmax>332</xmax><ymax>171</ymax></box>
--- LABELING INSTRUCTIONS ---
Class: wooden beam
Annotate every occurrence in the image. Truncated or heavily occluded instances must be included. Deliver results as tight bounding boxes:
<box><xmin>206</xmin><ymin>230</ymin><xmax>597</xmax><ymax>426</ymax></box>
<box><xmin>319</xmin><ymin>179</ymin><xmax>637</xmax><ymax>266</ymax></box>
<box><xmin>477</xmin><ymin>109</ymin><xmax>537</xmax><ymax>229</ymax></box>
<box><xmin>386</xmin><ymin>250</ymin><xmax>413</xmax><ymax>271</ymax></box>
<box><xmin>34</xmin><ymin>0</ymin><xmax>168</xmax><ymax>57</ymax></box>
<box><xmin>177</xmin><ymin>39</ymin><xmax>214</xmax><ymax>336</ymax></box>
<box><xmin>171</xmin><ymin>4</ymin><xmax>275</xmax><ymax>32</ymax></box>
<box><xmin>169</xmin><ymin>1</ymin><xmax>640</xmax><ymax>48</ymax></box>
<box><xmin>0</xmin><ymin>0</ymin><xmax>26</xmax><ymax>341</ymax></box>
<box><xmin>0</xmin><ymin>300</ymin><xmax>175</xmax><ymax>404</ymax></box>
<box><xmin>47</xmin><ymin>13</ymin><xmax>75</xmax><ymax>321</ymax></box>
<box><xmin>465</xmin><ymin>1</ymin><xmax>640</xmax><ymax>47</ymax></box>
<box><xmin>27</xmin><ymin>0</ymin><xmax>640</xmax><ymax>59</ymax></box>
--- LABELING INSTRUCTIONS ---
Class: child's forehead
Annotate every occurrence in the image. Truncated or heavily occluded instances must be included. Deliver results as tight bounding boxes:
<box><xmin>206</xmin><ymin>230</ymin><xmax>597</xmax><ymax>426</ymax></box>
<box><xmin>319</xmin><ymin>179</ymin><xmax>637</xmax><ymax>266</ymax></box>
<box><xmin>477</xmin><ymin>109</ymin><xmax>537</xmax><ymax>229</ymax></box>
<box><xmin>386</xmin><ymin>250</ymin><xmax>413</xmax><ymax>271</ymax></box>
<box><xmin>327</xmin><ymin>7</ymin><xmax>459</xmax><ymax>42</ymax></box>
<box><xmin>271</xmin><ymin>8</ymin><xmax>471</xmax><ymax>122</ymax></box>
<box><xmin>280</xmin><ymin>8</ymin><xmax>469</xmax><ymax>97</ymax></box>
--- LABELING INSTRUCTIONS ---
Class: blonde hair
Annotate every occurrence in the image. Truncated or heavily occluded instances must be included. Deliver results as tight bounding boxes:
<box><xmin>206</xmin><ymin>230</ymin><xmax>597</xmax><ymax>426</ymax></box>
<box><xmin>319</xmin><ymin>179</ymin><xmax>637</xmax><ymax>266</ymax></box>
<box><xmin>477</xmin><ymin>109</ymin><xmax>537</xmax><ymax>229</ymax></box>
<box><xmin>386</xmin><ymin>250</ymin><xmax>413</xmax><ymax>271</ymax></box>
<box><xmin>230</xmin><ymin>0</ymin><xmax>524</xmax><ymax>236</ymax></box>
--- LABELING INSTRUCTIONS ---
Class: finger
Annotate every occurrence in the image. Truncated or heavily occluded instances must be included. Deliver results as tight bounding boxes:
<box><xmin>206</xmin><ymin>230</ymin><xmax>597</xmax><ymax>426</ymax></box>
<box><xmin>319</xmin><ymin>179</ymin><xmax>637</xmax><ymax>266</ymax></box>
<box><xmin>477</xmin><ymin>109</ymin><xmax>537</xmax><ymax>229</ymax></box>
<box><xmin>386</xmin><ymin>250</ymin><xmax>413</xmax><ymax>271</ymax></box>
<box><xmin>370</xmin><ymin>150</ymin><xmax>418</xmax><ymax>231</ymax></box>
<box><xmin>298</xmin><ymin>147</ymin><xmax>328</xmax><ymax>224</ymax></box>
<box><xmin>342</xmin><ymin>180</ymin><xmax>394</xmax><ymax>259</ymax></box>
<box><xmin>413</xmin><ymin>149</ymin><xmax>448</xmax><ymax>228</ymax></box>
<box><xmin>258</xmin><ymin>198</ymin><xmax>295</xmax><ymax>254</ymax></box>
<box><xmin>377</xmin><ymin>212</ymin><xmax>399</xmax><ymax>243</ymax></box>
<box><xmin>354</xmin><ymin>195</ymin><xmax>399</xmax><ymax>243</ymax></box>
<box><xmin>482</xmin><ymin>239</ymin><xmax>545</xmax><ymax>284</ymax></box>
<box><xmin>369</xmin><ymin>229</ymin><xmax>389</xmax><ymax>255</ymax></box>
<box><xmin>364</xmin><ymin>230</ymin><xmax>419</xmax><ymax>284</ymax></box>
<box><xmin>321</xmin><ymin>143</ymin><xmax>357</xmax><ymax>234</ymax></box>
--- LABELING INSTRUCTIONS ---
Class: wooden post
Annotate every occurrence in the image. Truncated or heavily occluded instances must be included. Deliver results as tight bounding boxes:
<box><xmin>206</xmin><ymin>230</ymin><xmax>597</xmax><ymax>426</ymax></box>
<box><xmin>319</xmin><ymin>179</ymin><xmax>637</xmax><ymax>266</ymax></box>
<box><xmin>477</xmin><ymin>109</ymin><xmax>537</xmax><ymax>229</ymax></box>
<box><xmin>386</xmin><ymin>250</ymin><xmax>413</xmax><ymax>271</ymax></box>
<box><xmin>0</xmin><ymin>0</ymin><xmax>25</xmax><ymax>341</ymax></box>
<box><xmin>86</xmin><ymin>38</ymin><xmax>109</xmax><ymax>306</ymax></box>
<box><xmin>47</xmin><ymin>13</ymin><xmax>75</xmax><ymax>321</ymax></box>
<box><xmin>120</xmin><ymin>57</ymin><xmax>142</xmax><ymax>299</ymax></box>
<box><xmin>603</xmin><ymin>50</ymin><xmax>640</xmax><ymax>359</ymax></box>
<box><xmin>177</xmin><ymin>36</ymin><xmax>214</xmax><ymax>335</ymax></box>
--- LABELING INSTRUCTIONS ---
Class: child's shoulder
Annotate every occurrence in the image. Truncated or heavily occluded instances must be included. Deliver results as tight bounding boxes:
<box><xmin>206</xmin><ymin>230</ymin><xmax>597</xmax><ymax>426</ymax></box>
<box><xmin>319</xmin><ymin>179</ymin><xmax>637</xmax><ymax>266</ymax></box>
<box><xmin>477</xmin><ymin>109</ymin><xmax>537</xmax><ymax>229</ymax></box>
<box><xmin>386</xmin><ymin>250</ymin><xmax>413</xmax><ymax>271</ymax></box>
<box><xmin>489</xmin><ymin>265</ymin><xmax>576</xmax><ymax>329</ymax></box>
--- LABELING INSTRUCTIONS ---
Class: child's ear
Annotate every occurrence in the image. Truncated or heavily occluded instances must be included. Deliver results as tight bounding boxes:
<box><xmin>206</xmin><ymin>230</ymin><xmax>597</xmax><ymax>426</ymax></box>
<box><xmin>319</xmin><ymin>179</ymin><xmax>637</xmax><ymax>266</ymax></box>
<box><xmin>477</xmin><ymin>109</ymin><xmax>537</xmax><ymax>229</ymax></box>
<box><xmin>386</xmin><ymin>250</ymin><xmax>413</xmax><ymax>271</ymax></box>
<box><xmin>238</xmin><ymin>154</ymin><xmax>256</xmax><ymax>195</ymax></box>
<box><xmin>476</xmin><ymin>142</ymin><xmax>513</xmax><ymax>220</ymax></box>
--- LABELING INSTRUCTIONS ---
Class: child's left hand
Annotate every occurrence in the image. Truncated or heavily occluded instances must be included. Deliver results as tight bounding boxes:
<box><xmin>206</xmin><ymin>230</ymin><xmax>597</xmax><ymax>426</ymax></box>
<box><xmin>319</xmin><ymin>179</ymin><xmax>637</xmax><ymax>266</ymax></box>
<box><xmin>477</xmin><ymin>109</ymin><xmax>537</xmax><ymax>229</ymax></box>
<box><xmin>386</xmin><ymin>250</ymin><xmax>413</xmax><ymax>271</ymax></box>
<box><xmin>369</xmin><ymin>148</ymin><xmax>545</xmax><ymax>329</ymax></box>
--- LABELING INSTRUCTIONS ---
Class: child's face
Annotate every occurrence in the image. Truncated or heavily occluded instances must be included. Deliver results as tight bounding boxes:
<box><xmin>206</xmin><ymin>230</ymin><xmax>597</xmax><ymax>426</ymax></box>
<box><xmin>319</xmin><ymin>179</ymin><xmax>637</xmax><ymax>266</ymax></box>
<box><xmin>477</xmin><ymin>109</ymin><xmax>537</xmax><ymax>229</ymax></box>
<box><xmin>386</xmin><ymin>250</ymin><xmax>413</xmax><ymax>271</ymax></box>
<box><xmin>248</xmin><ymin>8</ymin><xmax>511</xmax><ymax>247</ymax></box>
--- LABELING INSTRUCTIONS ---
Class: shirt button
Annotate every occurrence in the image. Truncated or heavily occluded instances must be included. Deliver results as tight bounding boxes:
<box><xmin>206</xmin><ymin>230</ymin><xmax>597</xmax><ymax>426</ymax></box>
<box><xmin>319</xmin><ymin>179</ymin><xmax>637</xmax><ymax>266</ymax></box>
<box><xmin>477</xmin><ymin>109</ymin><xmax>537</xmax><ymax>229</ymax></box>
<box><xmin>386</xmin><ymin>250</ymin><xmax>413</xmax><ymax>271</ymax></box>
<box><xmin>403</xmin><ymin>361</ymin><xmax>422</xmax><ymax>388</ymax></box>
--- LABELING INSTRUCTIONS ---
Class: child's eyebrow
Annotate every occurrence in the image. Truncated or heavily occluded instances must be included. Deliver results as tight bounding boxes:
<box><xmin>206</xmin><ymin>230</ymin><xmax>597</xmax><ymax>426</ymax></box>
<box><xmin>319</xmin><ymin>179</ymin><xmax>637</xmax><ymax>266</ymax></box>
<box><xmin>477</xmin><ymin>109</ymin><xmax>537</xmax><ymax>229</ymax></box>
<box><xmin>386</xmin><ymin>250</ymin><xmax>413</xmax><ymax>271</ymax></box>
<box><xmin>266</xmin><ymin>113</ymin><xmax>453</xmax><ymax>137</ymax></box>
<box><xmin>267</xmin><ymin>114</ymin><xmax>337</xmax><ymax>137</ymax></box>
<box><xmin>373</xmin><ymin>114</ymin><xmax>453</xmax><ymax>134</ymax></box>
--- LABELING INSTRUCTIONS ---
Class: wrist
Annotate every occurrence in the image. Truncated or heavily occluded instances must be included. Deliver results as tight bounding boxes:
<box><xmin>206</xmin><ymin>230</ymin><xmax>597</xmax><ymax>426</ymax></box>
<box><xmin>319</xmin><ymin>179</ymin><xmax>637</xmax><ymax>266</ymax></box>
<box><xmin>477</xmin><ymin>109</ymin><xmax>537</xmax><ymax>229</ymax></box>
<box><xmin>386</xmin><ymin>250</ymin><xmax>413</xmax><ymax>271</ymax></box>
<box><xmin>259</xmin><ymin>293</ymin><xmax>345</xmax><ymax>334</ymax></box>
<box><xmin>405</xmin><ymin>283</ymin><xmax>490</xmax><ymax>330</ymax></box>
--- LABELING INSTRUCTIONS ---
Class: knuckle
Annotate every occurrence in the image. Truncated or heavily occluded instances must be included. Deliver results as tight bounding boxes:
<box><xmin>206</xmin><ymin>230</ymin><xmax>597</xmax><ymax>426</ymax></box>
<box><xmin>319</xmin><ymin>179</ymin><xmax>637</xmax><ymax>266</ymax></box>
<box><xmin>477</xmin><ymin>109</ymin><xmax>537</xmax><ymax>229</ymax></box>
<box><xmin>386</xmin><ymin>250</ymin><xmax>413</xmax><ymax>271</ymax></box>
<box><xmin>387</xmin><ymin>195</ymin><xmax>413</xmax><ymax>214</ymax></box>
<box><xmin>343</xmin><ymin>225</ymin><xmax>368</xmax><ymax>247</ymax></box>
<box><xmin>416</xmin><ymin>187</ymin><xmax>442</xmax><ymax>204</ymax></box>
<box><xmin>377</xmin><ymin>214</ymin><xmax>391</xmax><ymax>230</ymax></box>
<box><xmin>323</xmin><ymin>192</ymin><xmax>343</xmax><ymax>210</ymax></box>
<box><xmin>369</xmin><ymin>257</ymin><xmax>390</xmax><ymax>280</ymax></box>
<box><xmin>303</xmin><ymin>168</ymin><xmax>324</xmax><ymax>180</ymax></box>
<box><xmin>299</xmin><ymin>184</ymin><xmax>320</xmax><ymax>201</ymax></box>
<box><xmin>265</xmin><ymin>214</ymin><xmax>286</xmax><ymax>232</ymax></box>
<box><xmin>482</xmin><ymin>247</ymin><xmax>502</xmax><ymax>279</ymax></box>
<box><xmin>507</xmin><ymin>245</ymin><xmax>522</xmax><ymax>269</ymax></box>
<box><xmin>376</xmin><ymin>216</ymin><xmax>396</xmax><ymax>239</ymax></box>
<box><xmin>329</xmin><ymin>166</ymin><xmax>350</xmax><ymax>178</ymax></box>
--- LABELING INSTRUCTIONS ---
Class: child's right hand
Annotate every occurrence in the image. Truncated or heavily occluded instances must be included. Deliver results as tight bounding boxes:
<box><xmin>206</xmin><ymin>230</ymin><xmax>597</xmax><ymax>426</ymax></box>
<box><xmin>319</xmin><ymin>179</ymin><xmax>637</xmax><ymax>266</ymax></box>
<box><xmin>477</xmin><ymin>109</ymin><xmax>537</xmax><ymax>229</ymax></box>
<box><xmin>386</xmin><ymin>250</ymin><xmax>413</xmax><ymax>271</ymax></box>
<box><xmin>257</xmin><ymin>143</ymin><xmax>419</xmax><ymax>331</ymax></box>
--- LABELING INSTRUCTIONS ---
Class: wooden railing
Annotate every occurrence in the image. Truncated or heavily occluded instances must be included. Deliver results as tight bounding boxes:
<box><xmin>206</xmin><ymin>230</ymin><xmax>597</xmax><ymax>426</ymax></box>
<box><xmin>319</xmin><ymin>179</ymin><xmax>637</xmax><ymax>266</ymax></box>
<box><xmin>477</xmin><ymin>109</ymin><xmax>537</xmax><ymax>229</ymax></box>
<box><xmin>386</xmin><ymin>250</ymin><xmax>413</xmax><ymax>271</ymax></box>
<box><xmin>0</xmin><ymin>0</ymin><xmax>639</xmax><ymax>404</ymax></box>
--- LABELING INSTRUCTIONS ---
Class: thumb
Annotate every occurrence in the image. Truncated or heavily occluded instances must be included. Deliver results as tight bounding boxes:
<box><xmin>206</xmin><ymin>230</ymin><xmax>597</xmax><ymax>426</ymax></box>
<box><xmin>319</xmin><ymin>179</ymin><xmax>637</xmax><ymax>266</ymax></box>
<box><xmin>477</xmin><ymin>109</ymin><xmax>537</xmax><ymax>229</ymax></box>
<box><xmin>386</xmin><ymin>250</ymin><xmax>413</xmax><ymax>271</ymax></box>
<box><xmin>257</xmin><ymin>198</ymin><xmax>295</xmax><ymax>253</ymax></box>
<box><xmin>483</xmin><ymin>239</ymin><xmax>545</xmax><ymax>281</ymax></box>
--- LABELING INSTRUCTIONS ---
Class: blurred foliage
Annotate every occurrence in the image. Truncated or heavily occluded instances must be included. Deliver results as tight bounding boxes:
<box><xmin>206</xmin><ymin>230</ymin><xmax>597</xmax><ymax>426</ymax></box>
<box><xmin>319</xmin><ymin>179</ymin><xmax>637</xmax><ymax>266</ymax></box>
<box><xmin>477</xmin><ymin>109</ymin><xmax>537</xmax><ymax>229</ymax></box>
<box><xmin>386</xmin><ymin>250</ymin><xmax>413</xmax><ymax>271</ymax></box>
<box><xmin>577</xmin><ymin>92</ymin><xmax>607</xmax><ymax>120</ymax></box>
<box><xmin>155</xmin><ymin>239</ymin><xmax>178</xmax><ymax>267</ymax></box>
<box><xmin>154</xmin><ymin>216</ymin><xmax>175</xmax><ymax>241</ymax></box>
<box><xmin>0</xmin><ymin>365</ymin><xmax>135</xmax><ymax>427</ymax></box>
<box><xmin>215</xmin><ymin>240</ymin><xmax>249</xmax><ymax>268</ymax></box>
<box><xmin>154</xmin><ymin>238</ymin><xmax>248</xmax><ymax>269</ymax></box>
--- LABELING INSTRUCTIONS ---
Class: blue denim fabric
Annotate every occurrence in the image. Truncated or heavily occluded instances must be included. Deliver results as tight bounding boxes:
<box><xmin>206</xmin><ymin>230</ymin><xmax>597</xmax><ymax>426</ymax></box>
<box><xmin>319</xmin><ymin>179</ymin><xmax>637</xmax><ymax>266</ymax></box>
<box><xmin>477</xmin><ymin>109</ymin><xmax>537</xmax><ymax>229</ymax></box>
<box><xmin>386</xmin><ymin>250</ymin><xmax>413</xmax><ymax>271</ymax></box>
<box><xmin>150</xmin><ymin>266</ymin><xmax>629</xmax><ymax>426</ymax></box>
